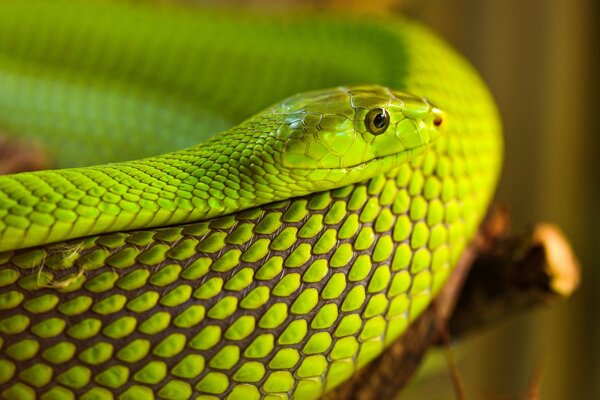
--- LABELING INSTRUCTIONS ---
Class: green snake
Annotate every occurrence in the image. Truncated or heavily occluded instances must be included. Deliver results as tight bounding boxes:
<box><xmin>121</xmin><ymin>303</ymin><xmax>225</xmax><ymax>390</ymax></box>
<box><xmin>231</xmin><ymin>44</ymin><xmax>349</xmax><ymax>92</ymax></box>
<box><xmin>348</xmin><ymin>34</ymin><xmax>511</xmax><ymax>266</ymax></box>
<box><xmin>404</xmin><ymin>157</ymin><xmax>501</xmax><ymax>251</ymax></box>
<box><xmin>0</xmin><ymin>1</ymin><xmax>502</xmax><ymax>399</ymax></box>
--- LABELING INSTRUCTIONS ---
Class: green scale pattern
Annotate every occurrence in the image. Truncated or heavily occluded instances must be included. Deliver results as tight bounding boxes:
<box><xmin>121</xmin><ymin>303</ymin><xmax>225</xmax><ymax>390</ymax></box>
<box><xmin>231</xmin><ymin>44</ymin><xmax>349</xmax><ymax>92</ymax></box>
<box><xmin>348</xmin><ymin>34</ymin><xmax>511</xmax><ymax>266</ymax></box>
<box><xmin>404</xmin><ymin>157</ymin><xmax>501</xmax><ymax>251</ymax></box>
<box><xmin>2</xmin><ymin>159</ymin><xmax>466</xmax><ymax>400</ymax></box>
<box><xmin>0</xmin><ymin>2</ymin><xmax>502</xmax><ymax>399</ymax></box>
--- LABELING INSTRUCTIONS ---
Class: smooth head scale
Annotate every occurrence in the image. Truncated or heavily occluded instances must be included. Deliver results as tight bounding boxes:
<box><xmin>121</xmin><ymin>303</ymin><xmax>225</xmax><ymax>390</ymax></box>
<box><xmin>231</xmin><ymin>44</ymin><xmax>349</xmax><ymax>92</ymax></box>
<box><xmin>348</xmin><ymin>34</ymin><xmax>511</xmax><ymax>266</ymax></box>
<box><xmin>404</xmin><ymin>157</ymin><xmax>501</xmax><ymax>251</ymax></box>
<box><xmin>273</xmin><ymin>85</ymin><xmax>444</xmax><ymax>173</ymax></box>
<box><xmin>251</xmin><ymin>85</ymin><xmax>442</xmax><ymax>190</ymax></box>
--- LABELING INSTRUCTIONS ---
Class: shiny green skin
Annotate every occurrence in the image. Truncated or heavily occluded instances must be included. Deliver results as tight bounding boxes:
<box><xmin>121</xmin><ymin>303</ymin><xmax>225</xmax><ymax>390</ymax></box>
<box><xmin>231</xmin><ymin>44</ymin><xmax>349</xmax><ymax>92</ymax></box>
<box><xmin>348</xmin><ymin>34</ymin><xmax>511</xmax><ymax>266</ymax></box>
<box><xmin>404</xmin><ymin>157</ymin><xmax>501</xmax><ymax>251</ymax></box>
<box><xmin>0</xmin><ymin>86</ymin><xmax>442</xmax><ymax>252</ymax></box>
<box><xmin>0</xmin><ymin>1</ymin><xmax>503</xmax><ymax>399</ymax></box>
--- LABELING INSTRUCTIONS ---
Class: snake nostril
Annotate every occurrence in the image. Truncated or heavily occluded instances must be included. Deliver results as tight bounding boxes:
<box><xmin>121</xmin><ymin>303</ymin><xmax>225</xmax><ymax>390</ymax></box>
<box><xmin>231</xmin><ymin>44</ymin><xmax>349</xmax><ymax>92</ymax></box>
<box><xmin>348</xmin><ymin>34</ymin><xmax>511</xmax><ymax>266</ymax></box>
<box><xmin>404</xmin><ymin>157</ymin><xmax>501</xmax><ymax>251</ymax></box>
<box><xmin>432</xmin><ymin>107</ymin><xmax>443</xmax><ymax>127</ymax></box>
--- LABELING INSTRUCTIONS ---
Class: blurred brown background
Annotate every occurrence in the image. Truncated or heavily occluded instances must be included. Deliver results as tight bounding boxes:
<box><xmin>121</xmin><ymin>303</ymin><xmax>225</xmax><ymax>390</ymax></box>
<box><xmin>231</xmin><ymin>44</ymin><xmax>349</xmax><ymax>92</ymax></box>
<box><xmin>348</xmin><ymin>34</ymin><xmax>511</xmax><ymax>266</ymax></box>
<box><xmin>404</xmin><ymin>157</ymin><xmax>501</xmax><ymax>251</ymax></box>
<box><xmin>403</xmin><ymin>1</ymin><xmax>598</xmax><ymax>399</ymax></box>
<box><xmin>200</xmin><ymin>0</ymin><xmax>598</xmax><ymax>397</ymax></box>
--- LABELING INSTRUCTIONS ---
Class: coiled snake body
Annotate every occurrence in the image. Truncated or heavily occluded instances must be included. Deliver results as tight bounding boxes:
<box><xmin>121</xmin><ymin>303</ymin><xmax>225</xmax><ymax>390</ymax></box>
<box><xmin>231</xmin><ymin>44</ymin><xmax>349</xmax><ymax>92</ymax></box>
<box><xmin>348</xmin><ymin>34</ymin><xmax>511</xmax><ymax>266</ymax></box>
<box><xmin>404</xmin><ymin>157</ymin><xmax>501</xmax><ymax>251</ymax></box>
<box><xmin>0</xmin><ymin>1</ymin><xmax>502</xmax><ymax>399</ymax></box>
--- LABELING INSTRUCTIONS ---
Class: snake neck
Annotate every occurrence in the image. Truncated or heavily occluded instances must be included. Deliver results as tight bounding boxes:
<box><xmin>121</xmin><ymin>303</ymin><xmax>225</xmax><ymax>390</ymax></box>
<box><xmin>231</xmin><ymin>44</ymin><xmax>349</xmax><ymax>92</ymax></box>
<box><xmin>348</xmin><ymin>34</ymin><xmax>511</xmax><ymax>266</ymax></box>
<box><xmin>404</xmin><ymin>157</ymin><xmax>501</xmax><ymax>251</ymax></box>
<box><xmin>0</xmin><ymin>118</ymin><xmax>284</xmax><ymax>251</ymax></box>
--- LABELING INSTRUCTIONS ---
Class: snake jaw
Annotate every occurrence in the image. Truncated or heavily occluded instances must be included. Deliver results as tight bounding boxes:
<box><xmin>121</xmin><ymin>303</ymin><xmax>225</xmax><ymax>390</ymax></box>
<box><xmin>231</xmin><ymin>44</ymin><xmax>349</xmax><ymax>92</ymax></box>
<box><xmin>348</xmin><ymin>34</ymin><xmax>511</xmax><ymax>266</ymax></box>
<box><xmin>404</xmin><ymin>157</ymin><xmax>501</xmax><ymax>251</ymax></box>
<box><xmin>297</xmin><ymin>138</ymin><xmax>440</xmax><ymax>192</ymax></box>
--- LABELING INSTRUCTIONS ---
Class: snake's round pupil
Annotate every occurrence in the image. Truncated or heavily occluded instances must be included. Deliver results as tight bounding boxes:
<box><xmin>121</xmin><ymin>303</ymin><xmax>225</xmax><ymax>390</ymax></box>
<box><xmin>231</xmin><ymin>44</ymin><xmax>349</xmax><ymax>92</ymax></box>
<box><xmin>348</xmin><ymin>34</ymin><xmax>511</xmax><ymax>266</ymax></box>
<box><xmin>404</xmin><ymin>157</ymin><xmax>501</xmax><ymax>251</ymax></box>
<box><xmin>366</xmin><ymin>108</ymin><xmax>390</xmax><ymax>135</ymax></box>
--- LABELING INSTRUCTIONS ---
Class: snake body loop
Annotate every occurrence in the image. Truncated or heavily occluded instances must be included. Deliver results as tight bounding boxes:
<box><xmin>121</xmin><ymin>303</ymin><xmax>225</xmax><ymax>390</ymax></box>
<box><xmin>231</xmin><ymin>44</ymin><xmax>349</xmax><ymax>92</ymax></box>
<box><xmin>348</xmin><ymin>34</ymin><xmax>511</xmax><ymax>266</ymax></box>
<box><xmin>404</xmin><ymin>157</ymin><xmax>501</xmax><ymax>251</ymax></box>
<box><xmin>0</xmin><ymin>1</ymin><xmax>502</xmax><ymax>399</ymax></box>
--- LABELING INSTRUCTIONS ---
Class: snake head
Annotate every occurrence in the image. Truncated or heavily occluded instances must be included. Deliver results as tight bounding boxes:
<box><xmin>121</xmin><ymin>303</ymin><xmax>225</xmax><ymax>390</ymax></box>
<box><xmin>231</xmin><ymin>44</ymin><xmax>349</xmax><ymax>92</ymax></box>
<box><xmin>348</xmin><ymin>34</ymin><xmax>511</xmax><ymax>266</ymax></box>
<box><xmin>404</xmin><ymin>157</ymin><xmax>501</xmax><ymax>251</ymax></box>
<box><xmin>275</xmin><ymin>85</ymin><xmax>444</xmax><ymax>175</ymax></box>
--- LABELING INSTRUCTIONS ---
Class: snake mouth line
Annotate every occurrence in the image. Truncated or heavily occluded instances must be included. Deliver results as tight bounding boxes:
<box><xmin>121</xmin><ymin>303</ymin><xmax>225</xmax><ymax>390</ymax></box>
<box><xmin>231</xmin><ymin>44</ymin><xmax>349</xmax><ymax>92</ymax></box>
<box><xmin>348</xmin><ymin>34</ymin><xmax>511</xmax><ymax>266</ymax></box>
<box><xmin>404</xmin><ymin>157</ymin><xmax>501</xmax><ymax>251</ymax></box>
<box><xmin>298</xmin><ymin>141</ymin><xmax>435</xmax><ymax>174</ymax></box>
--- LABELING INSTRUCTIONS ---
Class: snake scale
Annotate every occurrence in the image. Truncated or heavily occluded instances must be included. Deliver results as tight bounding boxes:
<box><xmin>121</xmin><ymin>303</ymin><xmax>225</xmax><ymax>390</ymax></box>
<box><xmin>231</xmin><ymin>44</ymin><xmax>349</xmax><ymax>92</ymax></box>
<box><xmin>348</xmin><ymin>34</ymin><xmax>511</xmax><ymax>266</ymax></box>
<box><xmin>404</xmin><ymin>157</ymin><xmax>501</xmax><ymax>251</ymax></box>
<box><xmin>0</xmin><ymin>1</ymin><xmax>502</xmax><ymax>399</ymax></box>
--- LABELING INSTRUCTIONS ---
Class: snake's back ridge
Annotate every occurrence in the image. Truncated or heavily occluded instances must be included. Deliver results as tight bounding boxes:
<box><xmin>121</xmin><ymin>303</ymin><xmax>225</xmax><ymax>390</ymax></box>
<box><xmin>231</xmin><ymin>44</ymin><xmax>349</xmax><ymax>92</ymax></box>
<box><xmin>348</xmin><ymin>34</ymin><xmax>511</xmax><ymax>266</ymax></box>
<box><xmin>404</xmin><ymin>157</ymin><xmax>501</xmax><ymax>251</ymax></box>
<box><xmin>0</xmin><ymin>1</ymin><xmax>502</xmax><ymax>399</ymax></box>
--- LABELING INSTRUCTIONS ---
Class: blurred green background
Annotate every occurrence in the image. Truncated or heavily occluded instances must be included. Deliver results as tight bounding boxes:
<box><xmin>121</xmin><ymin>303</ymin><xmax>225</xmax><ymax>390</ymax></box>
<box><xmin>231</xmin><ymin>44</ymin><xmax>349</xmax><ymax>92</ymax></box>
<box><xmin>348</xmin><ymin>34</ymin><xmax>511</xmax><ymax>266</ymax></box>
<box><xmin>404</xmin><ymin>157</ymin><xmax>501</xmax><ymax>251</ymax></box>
<box><xmin>231</xmin><ymin>0</ymin><xmax>598</xmax><ymax>397</ymax></box>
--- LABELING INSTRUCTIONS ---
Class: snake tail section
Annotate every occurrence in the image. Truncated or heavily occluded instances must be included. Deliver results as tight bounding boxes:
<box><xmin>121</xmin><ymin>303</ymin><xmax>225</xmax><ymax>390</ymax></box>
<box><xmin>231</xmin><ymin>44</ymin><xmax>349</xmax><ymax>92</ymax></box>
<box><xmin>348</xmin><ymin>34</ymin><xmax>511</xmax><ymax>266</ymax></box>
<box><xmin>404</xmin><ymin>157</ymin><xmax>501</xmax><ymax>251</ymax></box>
<box><xmin>0</xmin><ymin>3</ymin><xmax>502</xmax><ymax>400</ymax></box>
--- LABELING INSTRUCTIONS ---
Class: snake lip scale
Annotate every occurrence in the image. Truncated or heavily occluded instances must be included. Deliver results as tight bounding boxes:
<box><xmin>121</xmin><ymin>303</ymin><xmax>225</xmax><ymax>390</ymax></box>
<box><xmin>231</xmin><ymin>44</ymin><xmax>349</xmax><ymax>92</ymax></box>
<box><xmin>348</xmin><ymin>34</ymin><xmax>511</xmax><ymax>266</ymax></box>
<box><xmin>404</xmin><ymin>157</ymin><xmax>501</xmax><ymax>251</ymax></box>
<box><xmin>0</xmin><ymin>2</ymin><xmax>502</xmax><ymax>399</ymax></box>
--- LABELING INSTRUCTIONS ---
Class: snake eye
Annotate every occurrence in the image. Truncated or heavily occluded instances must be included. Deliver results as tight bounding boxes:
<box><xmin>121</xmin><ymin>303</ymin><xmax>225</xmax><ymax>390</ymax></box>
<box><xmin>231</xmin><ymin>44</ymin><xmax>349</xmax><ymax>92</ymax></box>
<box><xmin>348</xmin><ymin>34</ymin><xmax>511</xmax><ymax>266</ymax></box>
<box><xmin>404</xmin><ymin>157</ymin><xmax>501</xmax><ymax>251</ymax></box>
<box><xmin>365</xmin><ymin>108</ymin><xmax>390</xmax><ymax>135</ymax></box>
